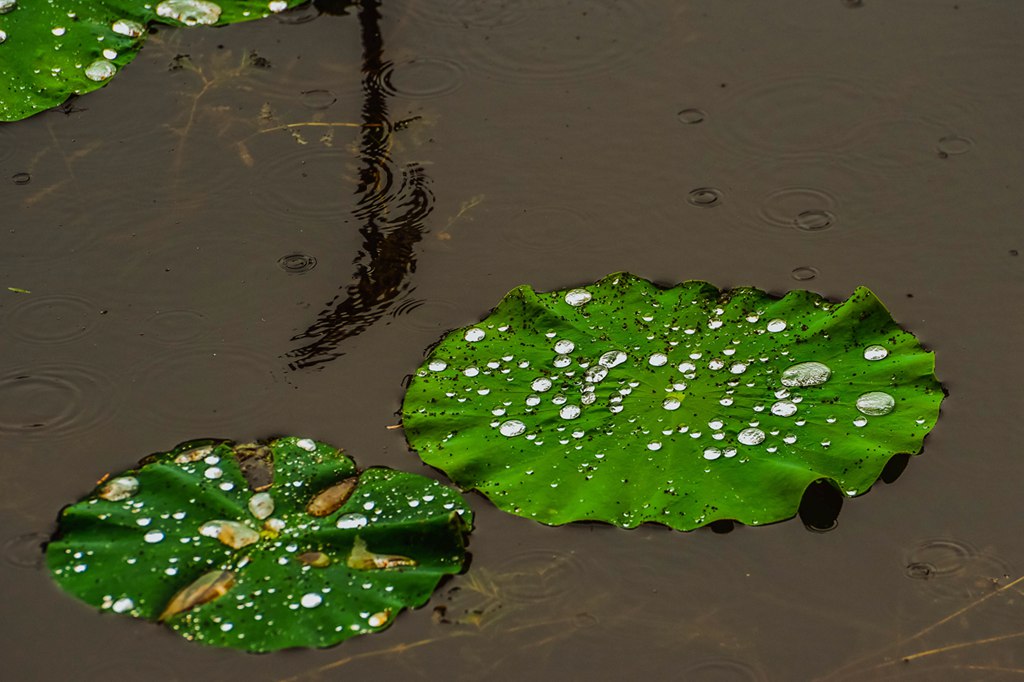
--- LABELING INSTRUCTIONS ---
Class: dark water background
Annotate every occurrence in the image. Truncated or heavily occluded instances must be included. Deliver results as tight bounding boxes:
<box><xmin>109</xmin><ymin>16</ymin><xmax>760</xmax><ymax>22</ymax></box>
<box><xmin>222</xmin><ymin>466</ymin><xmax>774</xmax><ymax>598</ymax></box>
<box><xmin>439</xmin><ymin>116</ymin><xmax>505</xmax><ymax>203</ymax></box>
<box><xmin>1</xmin><ymin>1</ymin><xmax>1022</xmax><ymax>679</ymax></box>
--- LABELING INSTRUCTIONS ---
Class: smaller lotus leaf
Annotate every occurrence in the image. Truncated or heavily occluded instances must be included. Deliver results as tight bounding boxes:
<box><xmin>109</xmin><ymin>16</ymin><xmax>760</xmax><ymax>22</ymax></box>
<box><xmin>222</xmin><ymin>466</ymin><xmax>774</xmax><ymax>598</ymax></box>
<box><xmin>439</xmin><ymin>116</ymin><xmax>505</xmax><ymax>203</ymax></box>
<box><xmin>47</xmin><ymin>437</ymin><xmax>473</xmax><ymax>651</ymax></box>
<box><xmin>402</xmin><ymin>273</ymin><xmax>944</xmax><ymax>530</ymax></box>
<box><xmin>0</xmin><ymin>0</ymin><xmax>305</xmax><ymax>122</ymax></box>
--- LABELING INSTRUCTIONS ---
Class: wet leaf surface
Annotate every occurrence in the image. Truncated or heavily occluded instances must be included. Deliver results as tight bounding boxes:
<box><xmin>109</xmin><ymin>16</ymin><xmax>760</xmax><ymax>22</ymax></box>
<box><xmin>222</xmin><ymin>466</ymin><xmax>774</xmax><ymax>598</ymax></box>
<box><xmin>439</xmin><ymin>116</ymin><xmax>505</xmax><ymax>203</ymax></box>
<box><xmin>402</xmin><ymin>272</ymin><xmax>944</xmax><ymax>530</ymax></box>
<box><xmin>0</xmin><ymin>0</ymin><xmax>305</xmax><ymax>121</ymax></box>
<box><xmin>46</xmin><ymin>436</ymin><xmax>473</xmax><ymax>651</ymax></box>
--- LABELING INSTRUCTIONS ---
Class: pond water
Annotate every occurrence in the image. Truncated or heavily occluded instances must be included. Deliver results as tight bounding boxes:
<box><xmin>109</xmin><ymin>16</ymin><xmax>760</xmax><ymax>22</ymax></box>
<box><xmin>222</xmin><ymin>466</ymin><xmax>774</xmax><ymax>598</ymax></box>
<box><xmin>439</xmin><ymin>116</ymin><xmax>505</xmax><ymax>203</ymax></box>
<box><xmin>1</xmin><ymin>0</ymin><xmax>1022</xmax><ymax>679</ymax></box>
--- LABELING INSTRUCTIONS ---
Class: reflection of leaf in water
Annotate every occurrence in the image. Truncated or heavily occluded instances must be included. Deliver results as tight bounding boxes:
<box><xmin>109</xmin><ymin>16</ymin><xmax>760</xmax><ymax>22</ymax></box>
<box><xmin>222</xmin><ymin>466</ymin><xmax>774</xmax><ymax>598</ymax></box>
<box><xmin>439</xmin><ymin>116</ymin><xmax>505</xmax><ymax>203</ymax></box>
<box><xmin>0</xmin><ymin>0</ymin><xmax>307</xmax><ymax>122</ymax></box>
<box><xmin>403</xmin><ymin>273</ymin><xmax>944</xmax><ymax>531</ymax></box>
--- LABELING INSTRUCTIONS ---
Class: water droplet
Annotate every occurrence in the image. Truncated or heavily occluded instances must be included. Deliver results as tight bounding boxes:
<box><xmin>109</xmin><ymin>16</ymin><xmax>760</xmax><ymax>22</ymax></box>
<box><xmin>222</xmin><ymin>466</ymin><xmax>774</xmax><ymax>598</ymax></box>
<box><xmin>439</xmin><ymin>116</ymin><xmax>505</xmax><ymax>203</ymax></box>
<box><xmin>738</xmin><ymin>428</ymin><xmax>766</xmax><ymax>445</ymax></box>
<box><xmin>708</xmin><ymin>359</ymin><xmax>725</xmax><ymax>370</ymax></box>
<box><xmin>863</xmin><ymin>345</ymin><xmax>888</xmax><ymax>361</ymax></box>
<box><xmin>0</xmin><ymin>30</ymin><xmax>6</xmax><ymax>44</ymax></box>
<box><xmin>500</xmin><ymin>420</ymin><xmax>527</xmax><ymax>437</ymax></box>
<box><xmin>853</xmin><ymin>416</ymin><xmax>868</xmax><ymax>427</ymax></box>
<box><xmin>102</xmin><ymin>48</ymin><xmax>118</xmax><ymax>60</ymax></box>
<box><xmin>462</xmin><ymin>367</ymin><xmax>480</xmax><ymax>377</ymax></box>
<box><xmin>268</xmin><ymin>0</ymin><xmax>288</xmax><ymax>12</ymax></box>
<box><xmin>296</xmin><ymin>438</ymin><xmax>317</xmax><ymax>452</ymax></box>
<box><xmin>648</xmin><ymin>353</ymin><xmax>668</xmax><ymax>367</ymax></box>
<box><xmin>276</xmin><ymin>253</ymin><xmax>317</xmax><ymax>273</ymax></box>
<box><xmin>368</xmin><ymin>610</ymin><xmax>390</xmax><ymax>627</ymax></box>
<box><xmin>781</xmin><ymin>361</ymin><xmax>832</xmax><ymax>387</ymax></box>
<box><xmin>559</xmin><ymin>405</ymin><xmax>581</xmax><ymax>420</ymax></box>
<box><xmin>143</xmin><ymin>531</ymin><xmax>165</xmax><ymax>543</ymax></box>
<box><xmin>647</xmin><ymin>441</ymin><xmax>662</xmax><ymax>451</ymax></box>
<box><xmin>52</xmin><ymin>27</ymin><xmax>67</xmax><ymax>36</ymax></box>
<box><xmin>0</xmin><ymin>0</ymin><xmax>16</xmax><ymax>15</ymax></box>
<box><xmin>937</xmin><ymin>135</ymin><xmax>973</xmax><ymax>157</ymax></box>
<box><xmin>248</xmin><ymin>492</ymin><xmax>274</xmax><ymax>519</ymax></box>
<box><xmin>662</xmin><ymin>397</ymin><xmax>681</xmax><ymax>411</ymax></box>
<box><xmin>525</xmin><ymin>394</ymin><xmax>541</xmax><ymax>407</ymax></box>
<box><xmin>553</xmin><ymin>339</ymin><xmax>575</xmax><ymax>354</ymax></box>
<box><xmin>427</xmin><ymin>360</ymin><xmax>447</xmax><ymax>372</ymax></box>
<box><xmin>111</xmin><ymin>597</ymin><xmax>134</xmax><ymax>613</ymax></box>
<box><xmin>300</xmin><ymin>592</ymin><xmax>323</xmax><ymax>608</ymax></box>
<box><xmin>767</xmin><ymin>318</ymin><xmax>787</xmax><ymax>332</ymax></box>
<box><xmin>99</xmin><ymin>476</ymin><xmax>139</xmax><ymax>501</ymax></box>
<box><xmin>677</xmin><ymin>361</ymin><xmax>696</xmax><ymax>373</ymax></box>
<box><xmin>464</xmin><ymin>328</ymin><xmax>486</xmax><ymax>342</ymax></box>
<box><xmin>111</xmin><ymin>19</ymin><xmax>145</xmax><ymax>37</ymax></box>
<box><xmin>204</xmin><ymin>467</ymin><xmax>223</xmax><ymax>480</ymax></box>
<box><xmin>336</xmin><ymin>513</ymin><xmax>368</xmax><ymax>529</ymax></box>
<box><xmin>794</xmin><ymin>210</ymin><xmax>835</xmax><ymax>231</ymax></box>
<box><xmin>856</xmin><ymin>391</ymin><xmax>895</xmax><ymax>416</ymax></box>
<box><xmin>791</xmin><ymin>266</ymin><xmax>818</xmax><ymax>281</ymax></box>
<box><xmin>677</xmin><ymin>108</ymin><xmax>706</xmax><ymax>124</ymax></box>
<box><xmin>770</xmin><ymin>400</ymin><xmax>797</xmax><ymax>417</ymax></box>
<box><xmin>531</xmin><ymin>378</ymin><xmax>552</xmax><ymax>392</ymax></box>
<box><xmin>199</xmin><ymin>520</ymin><xmax>260</xmax><ymax>549</ymax></box>
<box><xmin>84</xmin><ymin>60</ymin><xmax>116</xmax><ymax>82</ymax></box>
<box><xmin>723</xmin><ymin>447</ymin><xmax>738</xmax><ymax>458</ymax></box>
<box><xmin>599</xmin><ymin>350</ymin><xmax>627</xmax><ymax>368</ymax></box>
<box><xmin>156</xmin><ymin>0</ymin><xmax>223</xmax><ymax>26</ymax></box>
<box><xmin>553</xmin><ymin>354</ymin><xmax>572</xmax><ymax>368</ymax></box>
<box><xmin>687</xmin><ymin>187</ymin><xmax>722</xmax><ymax>207</ymax></box>
<box><xmin>729</xmin><ymin>362</ymin><xmax>748</xmax><ymax>375</ymax></box>
<box><xmin>703</xmin><ymin>447</ymin><xmax>722</xmax><ymax>460</ymax></box>
<box><xmin>584</xmin><ymin>366</ymin><xmax>608</xmax><ymax>383</ymax></box>
<box><xmin>564</xmin><ymin>289</ymin><xmax>592</xmax><ymax>306</ymax></box>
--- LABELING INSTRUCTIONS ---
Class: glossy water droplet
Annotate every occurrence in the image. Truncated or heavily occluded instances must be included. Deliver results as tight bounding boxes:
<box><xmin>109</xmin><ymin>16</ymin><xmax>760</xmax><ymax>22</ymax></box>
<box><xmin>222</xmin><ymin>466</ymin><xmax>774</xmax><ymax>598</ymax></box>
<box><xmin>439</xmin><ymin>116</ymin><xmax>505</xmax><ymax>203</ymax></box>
<box><xmin>156</xmin><ymin>0</ymin><xmax>222</xmax><ymax>26</ymax></box>
<box><xmin>648</xmin><ymin>353</ymin><xmax>668</xmax><ymax>367</ymax></box>
<box><xmin>794</xmin><ymin>210</ymin><xmax>835</xmax><ymax>231</ymax></box>
<box><xmin>204</xmin><ymin>466</ymin><xmax>223</xmax><ymax>480</ymax></box>
<box><xmin>111</xmin><ymin>597</ymin><xmax>134</xmax><ymax>613</ymax></box>
<box><xmin>599</xmin><ymin>350</ymin><xmax>627</xmax><ymax>368</ymax></box>
<box><xmin>548</xmin><ymin>338</ymin><xmax>574</xmax><ymax>355</ymax></box>
<box><xmin>770</xmin><ymin>400</ymin><xmax>797</xmax><ymax>417</ymax></box>
<box><xmin>464</xmin><ymin>328</ymin><xmax>485</xmax><ymax>342</ymax></box>
<box><xmin>0</xmin><ymin>0</ymin><xmax>15</xmax><ymax>14</ymax></box>
<box><xmin>677</xmin><ymin>108</ymin><xmax>706</xmax><ymax>124</ymax></box>
<box><xmin>723</xmin><ymin>447</ymin><xmax>738</xmax><ymax>458</ymax></box>
<box><xmin>729</xmin><ymin>362</ymin><xmax>748</xmax><ymax>375</ymax></box>
<box><xmin>584</xmin><ymin>366</ymin><xmax>608</xmax><ymax>383</ymax></box>
<box><xmin>248</xmin><ymin>492</ymin><xmax>274</xmax><ymax>519</ymax></box>
<box><xmin>111</xmin><ymin>19</ymin><xmax>145</xmax><ymax>37</ymax></box>
<box><xmin>300</xmin><ymin>592</ymin><xmax>323</xmax><ymax>608</ymax></box>
<box><xmin>559</xmin><ymin>405</ymin><xmax>581</xmax><ymax>420</ymax></box>
<box><xmin>853</xmin><ymin>416</ymin><xmax>868</xmax><ymax>427</ymax></box>
<box><xmin>863</xmin><ymin>345</ymin><xmax>888</xmax><ymax>361</ymax></box>
<box><xmin>51</xmin><ymin>27</ymin><xmax>67</xmax><ymax>36</ymax></box>
<box><xmin>199</xmin><ymin>520</ymin><xmax>260</xmax><ymax>549</ymax></box>
<box><xmin>781</xmin><ymin>361</ymin><xmax>832</xmax><ymax>387</ymax></box>
<box><xmin>143</xmin><ymin>530</ymin><xmax>165</xmax><ymax>543</ymax></box>
<box><xmin>336</xmin><ymin>513</ymin><xmax>368</xmax><ymax>529</ymax></box>
<box><xmin>662</xmin><ymin>397</ymin><xmax>681</xmax><ymax>411</ymax></box>
<box><xmin>500</xmin><ymin>420</ymin><xmax>527</xmax><ymax>437</ymax></box>
<box><xmin>856</xmin><ymin>391</ymin><xmax>895</xmax><ymax>416</ymax></box>
<box><xmin>99</xmin><ymin>476</ymin><xmax>138</xmax><ymax>501</ymax></box>
<box><xmin>0</xmin><ymin>30</ymin><xmax>6</xmax><ymax>44</ymax></box>
<box><xmin>791</xmin><ymin>266</ymin><xmax>818</xmax><ymax>281</ymax></box>
<box><xmin>688</xmin><ymin>187</ymin><xmax>722</xmax><ymax>207</ymax></box>
<box><xmin>368</xmin><ymin>610</ymin><xmax>390</xmax><ymax>627</ymax></box>
<box><xmin>738</xmin><ymin>427</ymin><xmax>765</xmax><ymax>445</ymax></box>
<box><xmin>84</xmin><ymin>60</ymin><xmax>116</xmax><ymax>82</ymax></box>
<box><xmin>276</xmin><ymin>253</ymin><xmax>317</xmax><ymax>273</ymax></box>
<box><xmin>708</xmin><ymin>359</ymin><xmax>724</xmax><ymax>370</ymax></box>
<box><xmin>268</xmin><ymin>0</ymin><xmax>288</xmax><ymax>12</ymax></box>
<box><xmin>647</xmin><ymin>441</ymin><xmax>662</xmax><ymax>451</ymax></box>
<box><xmin>767</xmin><ymin>318</ymin><xmax>787</xmax><ymax>332</ymax></box>
<box><xmin>564</xmin><ymin>289</ymin><xmax>592</xmax><ymax>306</ymax></box>
<box><xmin>102</xmin><ymin>48</ymin><xmax>118</xmax><ymax>60</ymax></box>
<box><xmin>703</xmin><ymin>447</ymin><xmax>722</xmax><ymax>460</ymax></box>
<box><xmin>552</xmin><ymin>354</ymin><xmax>572</xmax><ymax>368</ymax></box>
<box><xmin>427</xmin><ymin>360</ymin><xmax>447</xmax><ymax>371</ymax></box>
<box><xmin>525</xmin><ymin>394</ymin><xmax>541</xmax><ymax>407</ymax></box>
<box><xmin>531</xmin><ymin>378</ymin><xmax>552</xmax><ymax>392</ymax></box>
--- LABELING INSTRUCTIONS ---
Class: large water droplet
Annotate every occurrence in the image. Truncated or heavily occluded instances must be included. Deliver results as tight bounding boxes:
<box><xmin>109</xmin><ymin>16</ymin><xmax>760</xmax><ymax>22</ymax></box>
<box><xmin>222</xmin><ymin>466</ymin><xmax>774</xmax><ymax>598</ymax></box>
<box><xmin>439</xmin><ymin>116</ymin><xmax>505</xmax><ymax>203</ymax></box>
<box><xmin>84</xmin><ymin>60</ymin><xmax>116</xmax><ymax>82</ymax></box>
<box><xmin>155</xmin><ymin>0</ymin><xmax>222</xmax><ymax>26</ymax></box>
<box><xmin>336</xmin><ymin>513</ymin><xmax>368</xmax><ymax>529</ymax></box>
<box><xmin>662</xmin><ymin>397</ymin><xmax>681</xmax><ymax>411</ymax></box>
<box><xmin>863</xmin><ymin>345</ymin><xmax>888</xmax><ymax>361</ymax></box>
<box><xmin>703</xmin><ymin>447</ymin><xmax>722</xmax><ymax>460</ymax></box>
<box><xmin>143</xmin><ymin>530</ymin><xmax>165</xmax><ymax>543</ymax></box>
<box><xmin>300</xmin><ymin>592</ymin><xmax>323</xmax><ymax>608</ymax></box>
<box><xmin>648</xmin><ymin>353</ymin><xmax>668</xmax><ymax>367</ymax></box>
<box><xmin>99</xmin><ymin>476</ymin><xmax>138</xmax><ymax>501</ymax></box>
<box><xmin>856</xmin><ymin>391</ymin><xmax>895</xmax><ymax>416</ymax></box>
<box><xmin>770</xmin><ymin>400</ymin><xmax>797</xmax><ymax>417</ymax></box>
<box><xmin>464</xmin><ymin>328</ymin><xmax>485</xmax><ymax>342</ymax></box>
<box><xmin>248</xmin><ymin>492</ymin><xmax>274</xmax><ymax>520</ymax></box>
<box><xmin>584</xmin><ymin>366</ymin><xmax>608</xmax><ymax>383</ymax></box>
<box><xmin>559</xmin><ymin>405</ymin><xmax>581</xmax><ymax>420</ymax></box>
<box><xmin>781</xmin><ymin>361</ymin><xmax>832</xmax><ymax>387</ymax></box>
<box><xmin>564</xmin><ymin>289</ymin><xmax>592</xmax><ymax>306</ymax></box>
<box><xmin>531</xmin><ymin>378</ymin><xmax>552</xmax><ymax>392</ymax></box>
<box><xmin>111</xmin><ymin>597</ymin><xmax>134</xmax><ymax>613</ymax></box>
<box><xmin>111</xmin><ymin>19</ymin><xmax>145</xmax><ymax>37</ymax></box>
<box><xmin>554</xmin><ymin>339</ymin><xmax>575</xmax><ymax>354</ymax></box>
<box><xmin>500</xmin><ymin>420</ymin><xmax>527</xmax><ymax>437</ymax></box>
<box><xmin>767</xmin><ymin>319</ymin><xmax>787</xmax><ymax>332</ymax></box>
<box><xmin>268</xmin><ymin>0</ymin><xmax>289</xmax><ymax>11</ymax></box>
<box><xmin>729</xmin><ymin>362</ymin><xmax>748</xmax><ymax>375</ymax></box>
<box><xmin>738</xmin><ymin>427</ymin><xmax>765</xmax><ymax>445</ymax></box>
<box><xmin>0</xmin><ymin>0</ymin><xmax>15</xmax><ymax>15</ymax></box>
<box><xmin>427</xmin><ymin>360</ymin><xmax>447</xmax><ymax>372</ymax></box>
<box><xmin>0</xmin><ymin>30</ymin><xmax>6</xmax><ymax>44</ymax></box>
<box><xmin>599</xmin><ymin>350</ymin><xmax>627</xmax><ymax>368</ymax></box>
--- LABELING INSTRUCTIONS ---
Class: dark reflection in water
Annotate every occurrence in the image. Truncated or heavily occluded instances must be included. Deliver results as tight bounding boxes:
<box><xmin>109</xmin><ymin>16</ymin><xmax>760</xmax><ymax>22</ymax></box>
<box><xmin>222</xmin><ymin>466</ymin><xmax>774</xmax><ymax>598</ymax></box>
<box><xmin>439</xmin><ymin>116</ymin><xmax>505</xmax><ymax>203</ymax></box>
<box><xmin>287</xmin><ymin>0</ymin><xmax>434</xmax><ymax>370</ymax></box>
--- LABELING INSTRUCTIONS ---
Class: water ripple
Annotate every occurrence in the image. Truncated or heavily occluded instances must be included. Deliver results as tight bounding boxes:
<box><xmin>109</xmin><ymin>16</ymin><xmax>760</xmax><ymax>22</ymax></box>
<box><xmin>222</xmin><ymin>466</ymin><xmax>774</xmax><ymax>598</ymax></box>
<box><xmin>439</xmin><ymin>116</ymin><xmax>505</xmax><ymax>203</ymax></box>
<box><xmin>6</xmin><ymin>294</ymin><xmax>102</xmax><ymax>344</ymax></box>
<box><xmin>0</xmin><ymin>364</ymin><xmax>117</xmax><ymax>439</ymax></box>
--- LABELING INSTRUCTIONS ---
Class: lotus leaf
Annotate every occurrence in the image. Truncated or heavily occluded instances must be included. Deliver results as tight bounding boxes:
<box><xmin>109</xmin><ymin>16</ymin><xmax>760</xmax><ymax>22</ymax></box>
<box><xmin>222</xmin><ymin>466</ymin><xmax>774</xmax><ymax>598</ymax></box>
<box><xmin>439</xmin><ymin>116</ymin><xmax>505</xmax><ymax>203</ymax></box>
<box><xmin>402</xmin><ymin>273</ymin><xmax>943</xmax><ymax>530</ymax></box>
<box><xmin>47</xmin><ymin>437</ymin><xmax>473</xmax><ymax>651</ymax></box>
<box><xmin>0</xmin><ymin>0</ymin><xmax>305</xmax><ymax>122</ymax></box>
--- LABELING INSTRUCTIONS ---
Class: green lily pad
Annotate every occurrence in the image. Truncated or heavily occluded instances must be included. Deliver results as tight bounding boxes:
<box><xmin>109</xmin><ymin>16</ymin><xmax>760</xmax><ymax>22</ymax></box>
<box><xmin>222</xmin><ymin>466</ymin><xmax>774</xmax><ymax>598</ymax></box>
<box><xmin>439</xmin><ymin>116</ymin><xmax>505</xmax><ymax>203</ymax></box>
<box><xmin>0</xmin><ymin>0</ymin><xmax>305</xmax><ymax>122</ymax></box>
<box><xmin>402</xmin><ymin>273</ymin><xmax>944</xmax><ymax>530</ymax></box>
<box><xmin>47</xmin><ymin>437</ymin><xmax>473</xmax><ymax>651</ymax></box>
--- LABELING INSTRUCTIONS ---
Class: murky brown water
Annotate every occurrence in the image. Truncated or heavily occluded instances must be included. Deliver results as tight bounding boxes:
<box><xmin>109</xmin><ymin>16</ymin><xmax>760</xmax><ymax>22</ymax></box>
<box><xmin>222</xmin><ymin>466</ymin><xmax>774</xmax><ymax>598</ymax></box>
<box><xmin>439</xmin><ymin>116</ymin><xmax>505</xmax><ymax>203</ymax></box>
<box><xmin>2</xmin><ymin>1</ymin><xmax>1022</xmax><ymax>679</ymax></box>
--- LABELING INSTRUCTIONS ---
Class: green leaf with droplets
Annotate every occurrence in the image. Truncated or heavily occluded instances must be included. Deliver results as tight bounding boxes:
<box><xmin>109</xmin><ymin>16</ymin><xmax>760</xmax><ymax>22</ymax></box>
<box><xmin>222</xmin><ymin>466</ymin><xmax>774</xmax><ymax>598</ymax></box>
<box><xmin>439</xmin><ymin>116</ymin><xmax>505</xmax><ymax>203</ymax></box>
<box><xmin>0</xmin><ymin>0</ymin><xmax>305</xmax><ymax>122</ymax></box>
<box><xmin>46</xmin><ymin>437</ymin><xmax>473</xmax><ymax>652</ymax></box>
<box><xmin>402</xmin><ymin>272</ymin><xmax>944</xmax><ymax>530</ymax></box>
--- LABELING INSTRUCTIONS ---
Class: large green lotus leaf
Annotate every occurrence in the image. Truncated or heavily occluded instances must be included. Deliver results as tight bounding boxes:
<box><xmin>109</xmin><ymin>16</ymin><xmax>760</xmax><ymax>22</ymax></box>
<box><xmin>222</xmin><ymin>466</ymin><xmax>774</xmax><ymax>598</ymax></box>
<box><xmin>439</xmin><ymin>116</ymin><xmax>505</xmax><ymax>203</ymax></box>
<box><xmin>402</xmin><ymin>273</ymin><xmax>944</xmax><ymax>530</ymax></box>
<box><xmin>0</xmin><ymin>0</ymin><xmax>305</xmax><ymax>122</ymax></box>
<box><xmin>47</xmin><ymin>437</ymin><xmax>473</xmax><ymax>651</ymax></box>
